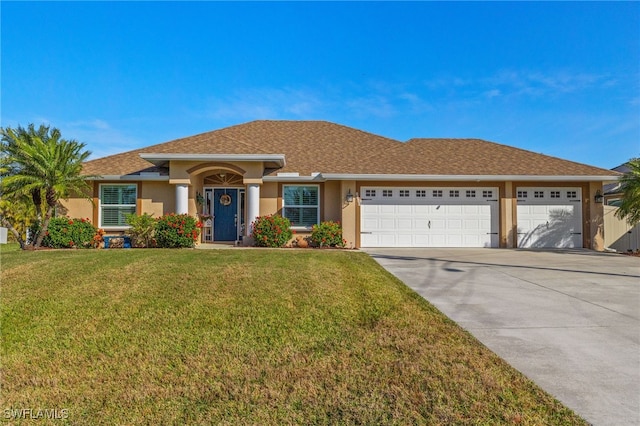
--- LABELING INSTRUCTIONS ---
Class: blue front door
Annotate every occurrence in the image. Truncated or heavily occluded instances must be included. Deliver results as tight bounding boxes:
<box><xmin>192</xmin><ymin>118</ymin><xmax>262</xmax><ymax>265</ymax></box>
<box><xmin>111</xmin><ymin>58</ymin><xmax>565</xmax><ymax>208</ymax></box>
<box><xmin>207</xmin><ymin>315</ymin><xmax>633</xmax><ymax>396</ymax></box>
<box><xmin>213</xmin><ymin>189</ymin><xmax>238</xmax><ymax>241</ymax></box>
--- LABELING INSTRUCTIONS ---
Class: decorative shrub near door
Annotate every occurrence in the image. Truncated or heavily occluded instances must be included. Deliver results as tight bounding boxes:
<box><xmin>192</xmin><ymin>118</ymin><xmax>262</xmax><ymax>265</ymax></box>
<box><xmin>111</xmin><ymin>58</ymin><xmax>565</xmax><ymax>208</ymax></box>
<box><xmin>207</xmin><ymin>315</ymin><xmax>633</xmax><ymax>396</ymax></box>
<box><xmin>155</xmin><ymin>214</ymin><xmax>202</xmax><ymax>248</ymax></box>
<box><xmin>252</xmin><ymin>215</ymin><xmax>293</xmax><ymax>248</ymax></box>
<box><xmin>311</xmin><ymin>221</ymin><xmax>346</xmax><ymax>248</ymax></box>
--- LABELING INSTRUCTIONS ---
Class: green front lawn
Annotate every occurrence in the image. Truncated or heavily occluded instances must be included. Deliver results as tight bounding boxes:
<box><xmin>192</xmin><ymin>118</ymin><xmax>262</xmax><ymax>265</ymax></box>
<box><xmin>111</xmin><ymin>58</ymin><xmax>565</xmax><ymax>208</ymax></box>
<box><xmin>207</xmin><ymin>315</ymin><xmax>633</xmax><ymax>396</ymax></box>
<box><xmin>0</xmin><ymin>246</ymin><xmax>586</xmax><ymax>425</ymax></box>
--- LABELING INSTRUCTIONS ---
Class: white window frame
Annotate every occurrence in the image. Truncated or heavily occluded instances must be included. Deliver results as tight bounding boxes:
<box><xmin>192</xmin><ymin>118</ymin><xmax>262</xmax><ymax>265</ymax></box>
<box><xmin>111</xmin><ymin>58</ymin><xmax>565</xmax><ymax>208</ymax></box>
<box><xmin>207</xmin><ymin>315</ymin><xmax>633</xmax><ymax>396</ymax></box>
<box><xmin>282</xmin><ymin>185</ymin><xmax>320</xmax><ymax>230</ymax></box>
<box><xmin>99</xmin><ymin>183</ymin><xmax>137</xmax><ymax>229</ymax></box>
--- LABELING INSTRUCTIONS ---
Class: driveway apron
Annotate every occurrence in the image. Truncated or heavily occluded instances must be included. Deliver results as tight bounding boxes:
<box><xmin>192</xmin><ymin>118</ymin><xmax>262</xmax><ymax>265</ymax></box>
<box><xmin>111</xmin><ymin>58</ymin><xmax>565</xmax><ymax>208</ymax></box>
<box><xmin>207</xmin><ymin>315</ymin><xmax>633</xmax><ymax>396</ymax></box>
<box><xmin>364</xmin><ymin>248</ymin><xmax>640</xmax><ymax>426</ymax></box>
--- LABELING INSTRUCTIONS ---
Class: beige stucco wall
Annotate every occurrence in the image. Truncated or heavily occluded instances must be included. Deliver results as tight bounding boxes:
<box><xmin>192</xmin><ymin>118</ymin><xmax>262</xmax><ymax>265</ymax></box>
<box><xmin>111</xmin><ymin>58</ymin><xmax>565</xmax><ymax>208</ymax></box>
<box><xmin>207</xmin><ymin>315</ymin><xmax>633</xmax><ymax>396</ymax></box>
<box><xmin>260</xmin><ymin>182</ymin><xmax>279</xmax><ymax>217</ymax></box>
<box><xmin>323</xmin><ymin>181</ymin><xmax>341</xmax><ymax>222</ymax></box>
<box><xmin>340</xmin><ymin>180</ymin><xmax>357</xmax><ymax>248</ymax></box>
<box><xmin>58</xmin><ymin>184</ymin><xmax>94</xmax><ymax>222</ymax></box>
<box><xmin>59</xmin><ymin>196</ymin><xmax>94</xmax><ymax>221</ymax></box>
<box><xmin>587</xmin><ymin>181</ymin><xmax>605</xmax><ymax>251</ymax></box>
<box><xmin>140</xmin><ymin>182</ymin><xmax>174</xmax><ymax>217</ymax></box>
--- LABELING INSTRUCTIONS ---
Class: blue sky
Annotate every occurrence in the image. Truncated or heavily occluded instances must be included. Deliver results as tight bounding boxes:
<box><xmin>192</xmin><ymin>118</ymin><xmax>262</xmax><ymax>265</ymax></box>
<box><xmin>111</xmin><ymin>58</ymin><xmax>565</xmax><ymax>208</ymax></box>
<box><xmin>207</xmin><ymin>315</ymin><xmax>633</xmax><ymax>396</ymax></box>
<box><xmin>2</xmin><ymin>1</ymin><xmax>639</xmax><ymax>169</ymax></box>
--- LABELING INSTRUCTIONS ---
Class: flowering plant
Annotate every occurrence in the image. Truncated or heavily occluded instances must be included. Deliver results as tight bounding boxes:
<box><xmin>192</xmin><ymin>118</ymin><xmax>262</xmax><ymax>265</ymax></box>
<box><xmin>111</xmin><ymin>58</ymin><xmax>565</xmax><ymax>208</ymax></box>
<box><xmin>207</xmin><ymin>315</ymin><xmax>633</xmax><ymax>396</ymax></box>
<box><xmin>310</xmin><ymin>221</ymin><xmax>346</xmax><ymax>248</ymax></box>
<box><xmin>252</xmin><ymin>215</ymin><xmax>292</xmax><ymax>248</ymax></box>
<box><xmin>30</xmin><ymin>217</ymin><xmax>97</xmax><ymax>248</ymax></box>
<box><xmin>155</xmin><ymin>213</ymin><xmax>201</xmax><ymax>248</ymax></box>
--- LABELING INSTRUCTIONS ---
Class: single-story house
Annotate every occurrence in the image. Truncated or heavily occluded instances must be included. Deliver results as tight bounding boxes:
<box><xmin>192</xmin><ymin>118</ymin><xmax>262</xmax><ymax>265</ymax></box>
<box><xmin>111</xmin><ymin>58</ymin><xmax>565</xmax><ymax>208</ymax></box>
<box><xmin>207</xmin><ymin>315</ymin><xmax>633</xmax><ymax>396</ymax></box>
<box><xmin>64</xmin><ymin>120</ymin><xmax>620</xmax><ymax>250</ymax></box>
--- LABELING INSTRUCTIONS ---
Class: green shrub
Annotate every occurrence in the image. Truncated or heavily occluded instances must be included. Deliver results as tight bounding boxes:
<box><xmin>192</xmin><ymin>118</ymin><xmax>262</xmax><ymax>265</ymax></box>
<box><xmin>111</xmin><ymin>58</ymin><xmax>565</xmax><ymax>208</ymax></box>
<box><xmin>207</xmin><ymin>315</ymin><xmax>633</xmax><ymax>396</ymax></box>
<box><xmin>155</xmin><ymin>214</ymin><xmax>201</xmax><ymax>248</ymax></box>
<box><xmin>125</xmin><ymin>213</ymin><xmax>156</xmax><ymax>247</ymax></box>
<box><xmin>252</xmin><ymin>215</ymin><xmax>293</xmax><ymax>248</ymax></box>
<box><xmin>310</xmin><ymin>220</ymin><xmax>346</xmax><ymax>248</ymax></box>
<box><xmin>30</xmin><ymin>217</ymin><xmax>98</xmax><ymax>248</ymax></box>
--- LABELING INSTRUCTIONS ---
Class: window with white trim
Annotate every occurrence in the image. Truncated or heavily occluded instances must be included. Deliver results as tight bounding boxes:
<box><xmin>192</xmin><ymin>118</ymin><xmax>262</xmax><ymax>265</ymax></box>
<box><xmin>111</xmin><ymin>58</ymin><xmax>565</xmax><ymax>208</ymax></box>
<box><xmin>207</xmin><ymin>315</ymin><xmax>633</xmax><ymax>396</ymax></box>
<box><xmin>399</xmin><ymin>190</ymin><xmax>410</xmax><ymax>197</ymax></box>
<box><xmin>550</xmin><ymin>191</ymin><xmax>560</xmax><ymax>198</ymax></box>
<box><xmin>283</xmin><ymin>185</ymin><xmax>319</xmax><ymax>229</ymax></box>
<box><xmin>382</xmin><ymin>189</ymin><xmax>393</xmax><ymax>197</ymax></box>
<box><xmin>365</xmin><ymin>189</ymin><xmax>376</xmax><ymax>197</ymax></box>
<box><xmin>433</xmin><ymin>190</ymin><xmax>443</xmax><ymax>198</ymax></box>
<box><xmin>100</xmin><ymin>184</ymin><xmax>137</xmax><ymax>227</ymax></box>
<box><xmin>567</xmin><ymin>191</ymin><xmax>577</xmax><ymax>198</ymax></box>
<box><xmin>466</xmin><ymin>190</ymin><xmax>476</xmax><ymax>198</ymax></box>
<box><xmin>449</xmin><ymin>190</ymin><xmax>460</xmax><ymax>198</ymax></box>
<box><xmin>482</xmin><ymin>190</ymin><xmax>493</xmax><ymax>198</ymax></box>
<box><xmin>534</xmin><ymin>191</ymin><xmax>544</xmax><ymax>198</ymax></box>
<box><xmin>517</xmin><ymin>191</ymin><xmax>528</xmax><ymax>198</ymax></box>
<box><xmin>416</xmin><ymin>190</ymin><xmax>426</xmax><ymax>197</ymax></box>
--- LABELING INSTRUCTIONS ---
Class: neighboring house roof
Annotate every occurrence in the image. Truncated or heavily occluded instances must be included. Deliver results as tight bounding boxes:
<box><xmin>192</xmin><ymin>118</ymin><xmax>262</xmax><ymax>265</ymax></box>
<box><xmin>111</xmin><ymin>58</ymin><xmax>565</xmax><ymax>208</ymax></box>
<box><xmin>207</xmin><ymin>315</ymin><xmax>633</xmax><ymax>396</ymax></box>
<box><xmin>82</xmin><ymin>120</ymin><xmax>620</xmax><ymax>179</ymax></box>
<box><xmin>604</xmin><ymin>163</ymin><xmax>629</xmax><ymax>195</ymax></box>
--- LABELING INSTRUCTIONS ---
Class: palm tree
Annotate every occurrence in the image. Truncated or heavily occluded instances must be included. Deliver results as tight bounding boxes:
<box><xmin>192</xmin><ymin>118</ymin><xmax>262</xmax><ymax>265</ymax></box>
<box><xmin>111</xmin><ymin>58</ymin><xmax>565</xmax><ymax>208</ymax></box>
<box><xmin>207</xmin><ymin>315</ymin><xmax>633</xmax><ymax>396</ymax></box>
<box><xmin>615</xmin><ymin>158</ymin><xmax>640</xmax><ymax>226</ymax></box>
<box><xmin>0</xmin><ymin>124</ymin><xmax>95</xmax><ymax>248</ymax></box>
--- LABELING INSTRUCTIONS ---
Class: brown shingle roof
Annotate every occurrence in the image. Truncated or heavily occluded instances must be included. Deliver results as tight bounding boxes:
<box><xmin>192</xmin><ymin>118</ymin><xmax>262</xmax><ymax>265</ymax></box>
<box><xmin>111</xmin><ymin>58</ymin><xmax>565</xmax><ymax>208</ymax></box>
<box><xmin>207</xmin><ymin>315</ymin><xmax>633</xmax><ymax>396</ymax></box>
<box><xmin>81</xmin><ymin>120</ymin><xmax>616</xmax><ymax>177</ymax></box>
<box><xmin>389</xmin><ymin>138</ymin><xmax>616</xmax><ymax>176</ymax></box>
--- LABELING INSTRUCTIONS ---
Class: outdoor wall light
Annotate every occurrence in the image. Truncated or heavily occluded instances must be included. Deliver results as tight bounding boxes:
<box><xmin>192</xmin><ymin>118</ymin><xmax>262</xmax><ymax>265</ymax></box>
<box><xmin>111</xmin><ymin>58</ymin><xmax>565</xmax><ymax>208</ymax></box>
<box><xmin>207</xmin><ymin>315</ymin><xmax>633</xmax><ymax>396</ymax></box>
<box><xmin>594</xmin><ymin>190</ymin><xmax>604</xmax><ymax>204</ymax></box>
<box><xmin>346</xmin><ymin>189</ymin><xmax>354</xmax><ymax>204</ymax></box>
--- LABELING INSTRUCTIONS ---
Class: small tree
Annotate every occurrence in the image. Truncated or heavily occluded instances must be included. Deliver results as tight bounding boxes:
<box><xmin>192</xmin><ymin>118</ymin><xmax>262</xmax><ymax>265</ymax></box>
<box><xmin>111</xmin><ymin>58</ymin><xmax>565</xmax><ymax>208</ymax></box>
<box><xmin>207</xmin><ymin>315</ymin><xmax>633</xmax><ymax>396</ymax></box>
<box><xmin>0</xmin><ymin>124</ymin><xmax>96</xmax><ymax>249</ymax></box>
<box><xmin>614</xmin><ymin>158</ymin><xmax>640</xmax><ymax>226</ymax></box>
<box><xmin>0</xmin><ymin>194</ymin><xmax>36</xmax><ymax>249</ymax></box>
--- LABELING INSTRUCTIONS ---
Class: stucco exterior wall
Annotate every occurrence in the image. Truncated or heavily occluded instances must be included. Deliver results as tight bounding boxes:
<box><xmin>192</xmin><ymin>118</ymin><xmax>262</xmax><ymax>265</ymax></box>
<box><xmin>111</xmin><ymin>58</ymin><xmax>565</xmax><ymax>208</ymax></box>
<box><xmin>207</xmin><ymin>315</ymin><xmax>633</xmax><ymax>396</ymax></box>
<box><xmin>588</xmin><ymin>181</ymin><xmax>605</xmax><ymax>250</ymax></box>
<box><xmin>260</xmin><ymin>182</ymin><xmax>279</xmax><ymax>216</ymax></box>
<box><xmin>59</xmin><ymin>189</ymin><xmax>94</xmax><ymax>222</ymax></box>
<box><xmin>323</xmin><ymin>181</ymin><xmax>341</xmax><ymax>222</ymax></box>
<box><xmin>140</xmin><ymin>182</ymin><xmax>174</xmax><ymax>217</ymax></box>
<box><xmin>340</xmin><ymin>180</ymin><xmax>357</xmax><ymax>248</ymax></box>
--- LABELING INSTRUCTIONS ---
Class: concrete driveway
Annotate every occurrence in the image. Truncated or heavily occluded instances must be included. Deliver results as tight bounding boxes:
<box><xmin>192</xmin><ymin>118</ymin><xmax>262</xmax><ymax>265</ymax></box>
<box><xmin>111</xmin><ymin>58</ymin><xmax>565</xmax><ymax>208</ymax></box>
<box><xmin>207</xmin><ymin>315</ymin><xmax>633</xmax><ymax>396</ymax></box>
<box><xmin>364</xmin><ymin>248</ymin><xmax>640</xmax><ymax>426</ymax></box>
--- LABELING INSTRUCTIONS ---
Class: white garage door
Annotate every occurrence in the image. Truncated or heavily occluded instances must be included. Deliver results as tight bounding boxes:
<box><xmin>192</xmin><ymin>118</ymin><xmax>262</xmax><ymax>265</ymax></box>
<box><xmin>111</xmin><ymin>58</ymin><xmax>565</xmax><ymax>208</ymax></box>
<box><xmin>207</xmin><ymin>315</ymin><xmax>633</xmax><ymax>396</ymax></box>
<box><xmin>360</xmin><ymin>187</ymin><xmax>499</xmax><ymax>248</ymax></box>
<box><xmin>516</xmin><ymin>187</ymin><xmax>582</xmax><ymax>248</ymax></box>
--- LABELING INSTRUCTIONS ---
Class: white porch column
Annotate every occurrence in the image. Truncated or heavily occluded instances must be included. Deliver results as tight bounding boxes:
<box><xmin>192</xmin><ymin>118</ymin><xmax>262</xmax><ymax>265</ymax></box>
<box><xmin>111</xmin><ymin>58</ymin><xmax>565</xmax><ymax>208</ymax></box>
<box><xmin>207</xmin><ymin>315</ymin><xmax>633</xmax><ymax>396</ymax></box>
<box><xmin>246</xmin><ymin>183</ymin><xmax>260</xmax><ymax>235</ymax></box>
<box><xmin>175</xmin><ymin>184</ymin><xmax>189</xmax><ymax>214</ymax></box>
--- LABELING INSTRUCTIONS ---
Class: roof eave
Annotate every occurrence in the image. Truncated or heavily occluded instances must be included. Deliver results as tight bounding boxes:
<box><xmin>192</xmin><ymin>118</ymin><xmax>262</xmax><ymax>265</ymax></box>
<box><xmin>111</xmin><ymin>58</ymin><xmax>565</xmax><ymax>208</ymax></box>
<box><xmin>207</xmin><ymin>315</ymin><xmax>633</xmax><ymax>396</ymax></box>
<box><xmin>88</xmin><ymin>174</ymin><xmax>170</xmax><ymax>181</ymax></box>
<box><xmin>139</xmin><ymin>153</ymin><xmax>286</xmax><ymax>168</ymax></box>
<box><xmin>322</xmin><ymin>174</ymin><xmax>621</xmax><ymax>182</ymax></box>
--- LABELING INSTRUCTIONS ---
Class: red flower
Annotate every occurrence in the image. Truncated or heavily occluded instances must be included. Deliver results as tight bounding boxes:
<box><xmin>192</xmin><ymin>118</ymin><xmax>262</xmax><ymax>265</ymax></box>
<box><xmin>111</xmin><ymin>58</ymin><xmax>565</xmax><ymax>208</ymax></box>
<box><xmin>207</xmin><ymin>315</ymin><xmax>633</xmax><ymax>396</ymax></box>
<box><xmin>69</xmin><ymin>241</ymin><xmax>74</xmax><ymax>246</ymax></box>
<box><xmin>68</xmin><ymin>220</ymin><xmax>74</xmax><ymax>225</ymax></box>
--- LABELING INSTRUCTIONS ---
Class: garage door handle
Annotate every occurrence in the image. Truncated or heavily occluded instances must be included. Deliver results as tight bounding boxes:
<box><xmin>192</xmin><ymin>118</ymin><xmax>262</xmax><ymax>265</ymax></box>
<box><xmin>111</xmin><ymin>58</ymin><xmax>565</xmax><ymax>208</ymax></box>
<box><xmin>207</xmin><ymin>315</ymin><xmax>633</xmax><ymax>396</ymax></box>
<box><xmin>361</xmin><ymin>232</ymin><xmax>372</xmax><ymax>234</ymax></box>
<box><xmin>570</xmin><ymin>232</ymin><xmax>582</xmax><ymax>235</ymax></box>
<box><xmin>487</xmin><ymin>232</ymin><xmax>498</xmax><ymax>235</ymax></box>
<box><xmin>428</xmin><ymin>220</ymin><xmax>431</xmax><ymax>229</ymax></box>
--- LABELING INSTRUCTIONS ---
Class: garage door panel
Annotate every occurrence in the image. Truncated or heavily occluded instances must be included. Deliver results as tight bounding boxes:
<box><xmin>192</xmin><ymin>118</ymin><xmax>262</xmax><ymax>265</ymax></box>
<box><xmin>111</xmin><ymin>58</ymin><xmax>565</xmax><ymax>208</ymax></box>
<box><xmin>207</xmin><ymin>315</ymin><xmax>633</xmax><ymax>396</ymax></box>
<box><xmin>414</xmin><ymin>205</ymin><xmax>429</xmax><ymax>214</ymax></box>
<box><xmin>360</xmin><ymin>186</ymin><xmax>499</xmax><ymax>248</ymax></box>
<box><xmin>517</xmin><ymin>188</ymin><xmax>582</xmax><ymax>248</ymax></box>
<box><xmin>447</xmin><ymin>219</ymin><xmax>463</xmax><ymax>229</ymax></box>
<box><xmin>379</xmin><ymin>218</ymin><xmax>396</xmax><ymax>230</ymax></box>
<box><xmin>397</xmin><ymin>218</ymin><xmax>413</xmax><ymax>230</ymax></box>
<box><xmin>379</xmin><ymin>205</ymin><xmax>396</xmax><ymax>214</ymax></box>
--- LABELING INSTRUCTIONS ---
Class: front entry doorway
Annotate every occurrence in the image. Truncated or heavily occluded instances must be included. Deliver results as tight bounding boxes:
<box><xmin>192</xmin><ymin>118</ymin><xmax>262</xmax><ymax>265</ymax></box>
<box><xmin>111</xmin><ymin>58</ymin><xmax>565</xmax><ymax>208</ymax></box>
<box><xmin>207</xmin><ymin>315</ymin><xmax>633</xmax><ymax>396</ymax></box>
<box><xmin>214</xmin><ymin>188</ymin><xmax>237</xmax><ymax>241</ymax></box>
<box><xmin>202</xmin><ymin>187</ymin><xmax>245</xmax><ymax>242</ymax></box>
